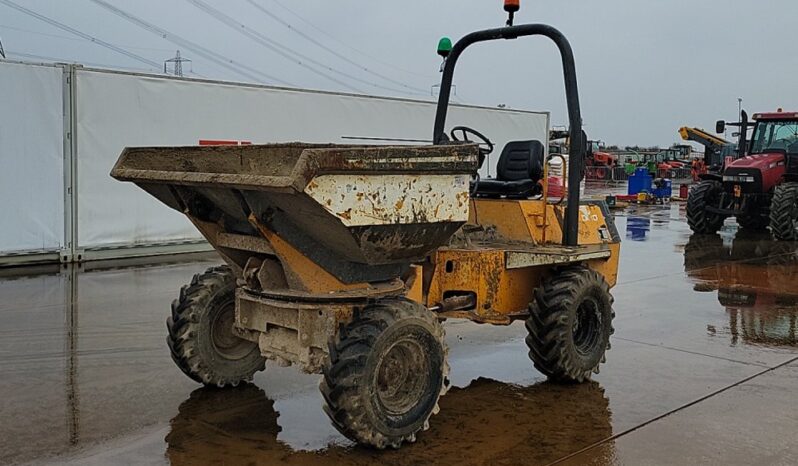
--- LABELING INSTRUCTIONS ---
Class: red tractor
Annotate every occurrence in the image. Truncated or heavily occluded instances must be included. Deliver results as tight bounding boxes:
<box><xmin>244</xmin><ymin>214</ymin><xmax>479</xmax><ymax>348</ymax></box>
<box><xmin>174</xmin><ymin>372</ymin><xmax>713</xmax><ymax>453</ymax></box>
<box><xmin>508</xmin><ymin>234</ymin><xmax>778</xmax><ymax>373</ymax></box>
<box><xmin>585</xmin><ymin>144</ymin><xmax>617</xmax><ymax>180</ymax></box>
<box><xmin>687</xmin><ymin>110</ymin><xmax>798</xmax><ymax>238</ymax></box>
<box><xmin>589</xmin><ymin>150</ymin><xmax>617</xmax><ymax>167</ymax></box>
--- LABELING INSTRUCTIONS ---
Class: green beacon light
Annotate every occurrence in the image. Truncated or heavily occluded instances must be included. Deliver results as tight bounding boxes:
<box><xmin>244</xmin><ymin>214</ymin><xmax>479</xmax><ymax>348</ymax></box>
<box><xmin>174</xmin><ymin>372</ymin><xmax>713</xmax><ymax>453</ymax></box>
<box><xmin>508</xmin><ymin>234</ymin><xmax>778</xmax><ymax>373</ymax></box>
<box><xmin>437</xmin><ymin>37</ymin><xmax>452</xmax><ymax>72</ymax></box>
<box><xmin>437</xmin><ymin>37</ymin><xmax>452</xmax><ymax>58</ymax></box>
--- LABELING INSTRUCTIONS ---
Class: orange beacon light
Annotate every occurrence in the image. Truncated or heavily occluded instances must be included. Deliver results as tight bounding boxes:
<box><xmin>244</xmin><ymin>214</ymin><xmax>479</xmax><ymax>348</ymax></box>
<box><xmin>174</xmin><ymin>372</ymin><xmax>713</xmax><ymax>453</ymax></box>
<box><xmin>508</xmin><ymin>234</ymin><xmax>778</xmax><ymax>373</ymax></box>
<box><xmin>504</xmin><ymin>0</ymin><xmax>520</xmax><ymax>26</ymax></box>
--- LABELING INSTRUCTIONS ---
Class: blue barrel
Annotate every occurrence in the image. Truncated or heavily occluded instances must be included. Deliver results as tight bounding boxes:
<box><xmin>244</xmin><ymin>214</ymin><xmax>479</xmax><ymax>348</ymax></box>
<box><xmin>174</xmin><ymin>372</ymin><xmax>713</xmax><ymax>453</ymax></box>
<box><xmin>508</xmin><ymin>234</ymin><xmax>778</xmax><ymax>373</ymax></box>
<box><xmin>628</xmin><ymin>167</ymin><xmax>652</xmax><ymax>195</ymax></box>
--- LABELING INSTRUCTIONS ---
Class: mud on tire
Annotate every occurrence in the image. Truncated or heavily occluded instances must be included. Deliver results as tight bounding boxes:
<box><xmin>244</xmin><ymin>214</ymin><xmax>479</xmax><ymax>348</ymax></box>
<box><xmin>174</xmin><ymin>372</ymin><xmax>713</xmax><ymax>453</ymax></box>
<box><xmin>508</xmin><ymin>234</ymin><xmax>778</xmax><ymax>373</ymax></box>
<box><xmin>525</xmin><ymin>266</ymin><xmax>614</xmax><ymax>383</ymax></box>
<box><xmin>320</xmin><ymin>298</ymin><xmax>448</xmax><ymax>449</ymax></box>
<box><xmin>770</xmin><ymin>181</ymin><xmax>798</xmax><ymax>240</ymax></box>
<box><xmin>687</xmin><ymin>180</ymin><xmax>726</xmax><ymax>234</ymax></box>
<box><xmin>167</xmin><ymin>265</ymin><xmax>265</xmax><ymax>387</ymax></box>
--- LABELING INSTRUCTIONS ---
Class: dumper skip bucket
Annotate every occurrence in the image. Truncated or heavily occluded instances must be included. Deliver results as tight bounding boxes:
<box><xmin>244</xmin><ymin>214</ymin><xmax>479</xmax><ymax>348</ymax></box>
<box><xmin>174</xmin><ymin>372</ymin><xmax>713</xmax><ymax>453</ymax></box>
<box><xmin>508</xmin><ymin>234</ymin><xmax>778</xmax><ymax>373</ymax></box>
<box><xmin>111</xmin><ymin>143</ymin><xmax>479</xmax><ymax>282</ymax></box>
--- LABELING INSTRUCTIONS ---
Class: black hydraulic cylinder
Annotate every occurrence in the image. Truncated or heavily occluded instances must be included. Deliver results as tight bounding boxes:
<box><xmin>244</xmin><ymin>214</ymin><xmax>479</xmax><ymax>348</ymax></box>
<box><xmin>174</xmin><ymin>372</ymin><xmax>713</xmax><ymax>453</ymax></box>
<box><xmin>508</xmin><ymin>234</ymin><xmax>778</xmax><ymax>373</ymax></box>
<box><xmin>432</xmin><ymin>24</ymin><xmax>584</xmax><ymax>246</ymax></box>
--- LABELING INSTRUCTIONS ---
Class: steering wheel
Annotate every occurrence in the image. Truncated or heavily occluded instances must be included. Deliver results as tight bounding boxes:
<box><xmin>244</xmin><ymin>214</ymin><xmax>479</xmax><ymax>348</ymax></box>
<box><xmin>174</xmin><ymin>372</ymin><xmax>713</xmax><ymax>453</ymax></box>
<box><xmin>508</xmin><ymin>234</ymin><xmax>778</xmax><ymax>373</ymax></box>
<box><xmin>450</xmin><ymin>126</ymin><xmax>494</xmax><ymax>167</ymax></box>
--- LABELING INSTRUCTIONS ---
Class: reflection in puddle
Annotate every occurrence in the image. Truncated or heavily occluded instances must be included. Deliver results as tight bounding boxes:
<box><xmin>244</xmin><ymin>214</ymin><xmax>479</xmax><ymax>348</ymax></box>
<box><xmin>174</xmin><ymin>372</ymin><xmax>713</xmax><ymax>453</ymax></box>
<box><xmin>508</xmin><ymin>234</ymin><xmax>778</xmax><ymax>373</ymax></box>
<box><xmin>626</xmin><ymin>217</ymin><xmax>651</xmax><ymax>241</ymax></box>
<box><xmin>684</xmin><ymin>232</ymin><xmax>798</xmax><ymax>347</ymax></box>
<box><xmin>166</xmin><ymin>379</ymin><xmax>614</xmax><ymax>465</ymax></box>
<box><xmin>621</xmin><ymin>204</ymin><xmax>681</xmax><ymax>242</ymax></box>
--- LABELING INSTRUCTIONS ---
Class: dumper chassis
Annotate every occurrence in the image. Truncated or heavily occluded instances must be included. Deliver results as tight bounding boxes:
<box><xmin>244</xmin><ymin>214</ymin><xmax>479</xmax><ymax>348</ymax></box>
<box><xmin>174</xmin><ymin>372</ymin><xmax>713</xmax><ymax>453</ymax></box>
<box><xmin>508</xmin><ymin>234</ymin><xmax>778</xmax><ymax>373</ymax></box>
<box><xmin>112</xmin><ymin>16</ymin><xmax>620</xmax><ymax>449</ymax></box>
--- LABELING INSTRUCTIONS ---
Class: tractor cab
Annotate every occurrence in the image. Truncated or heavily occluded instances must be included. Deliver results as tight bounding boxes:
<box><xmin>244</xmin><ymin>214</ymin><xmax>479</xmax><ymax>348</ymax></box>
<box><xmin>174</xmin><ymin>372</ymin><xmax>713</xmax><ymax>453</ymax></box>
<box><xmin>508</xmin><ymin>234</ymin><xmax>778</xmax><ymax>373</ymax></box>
<box><xmin>746</xmin><ymin>112</ymin><xmax>798</xmax><ymax>161</ymax></box>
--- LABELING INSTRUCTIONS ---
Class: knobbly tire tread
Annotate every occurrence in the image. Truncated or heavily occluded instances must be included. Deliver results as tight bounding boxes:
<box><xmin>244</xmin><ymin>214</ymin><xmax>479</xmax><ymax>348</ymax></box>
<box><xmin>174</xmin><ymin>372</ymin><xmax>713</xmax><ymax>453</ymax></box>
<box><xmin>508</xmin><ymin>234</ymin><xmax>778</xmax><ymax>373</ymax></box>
<box><xmin>167</xmin><ymin>265</ymin><xmax>265</xmax><ymax>387</ymax></box>
<box><xmin>525</xmin><ymin>266</ymin><xmax>614</xmax><ymax>383</ymax></box>
<box><xmin>319</xmin><ymin>298</ymin><xmax>449</xmax><ymax>449</ymax></box>
<box><xmin>770</xmin><ymin>182</ymin><xmax>798</xmax><ymax>240</ymax></box>
<box><xmin>687</xmin><ymin>180</ymin><xmax>726</xmax><ymax>234</ymax></box>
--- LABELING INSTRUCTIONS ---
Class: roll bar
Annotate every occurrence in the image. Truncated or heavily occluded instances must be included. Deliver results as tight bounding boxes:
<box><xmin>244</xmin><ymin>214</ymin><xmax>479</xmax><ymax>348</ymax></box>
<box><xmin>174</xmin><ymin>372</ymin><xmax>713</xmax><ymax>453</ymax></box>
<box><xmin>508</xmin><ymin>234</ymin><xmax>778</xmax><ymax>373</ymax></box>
<box><xmin>432</xmin><ymin>24</ymin><xmax>584</xmax><ymax>247</ymax></box>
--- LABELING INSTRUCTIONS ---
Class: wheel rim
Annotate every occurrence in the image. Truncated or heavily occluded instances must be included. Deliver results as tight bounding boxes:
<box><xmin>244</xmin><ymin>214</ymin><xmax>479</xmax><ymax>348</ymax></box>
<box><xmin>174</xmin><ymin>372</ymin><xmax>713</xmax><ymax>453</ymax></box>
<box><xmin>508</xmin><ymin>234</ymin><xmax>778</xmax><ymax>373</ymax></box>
<box><xmin>572</xmin><ymin>296</ymin><xmax>602</xmax><ymax>356</ymax></box>
<box><xmin>211</xmin><ymin>301</ymin><xmax>257</xmax><ymax>360</ymax></box>
<box><xmin>375</xmin><ymin>339</ymin><xmax>430</xmax><ymax>416</ymax></box>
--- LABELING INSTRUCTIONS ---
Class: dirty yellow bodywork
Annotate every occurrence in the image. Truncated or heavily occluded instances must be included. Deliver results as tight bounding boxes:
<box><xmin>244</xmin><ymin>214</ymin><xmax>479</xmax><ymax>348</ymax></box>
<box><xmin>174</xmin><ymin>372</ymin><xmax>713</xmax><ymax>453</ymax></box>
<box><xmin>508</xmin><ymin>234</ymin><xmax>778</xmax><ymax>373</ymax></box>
<box><xmin>111</xmin><ymin>141</ymin><xmax>621</xmax><ymax>369</ymax></box>
<box><xmin>421</xmin><ymin>198</ymin><xmax>620</xmax><ymax>324</ymax></box>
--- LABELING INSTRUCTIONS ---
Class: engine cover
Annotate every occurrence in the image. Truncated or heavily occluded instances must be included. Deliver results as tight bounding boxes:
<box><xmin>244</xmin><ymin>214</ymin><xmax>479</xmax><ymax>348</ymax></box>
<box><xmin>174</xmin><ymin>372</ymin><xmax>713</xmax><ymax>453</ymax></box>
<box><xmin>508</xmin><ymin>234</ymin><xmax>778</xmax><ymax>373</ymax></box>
<box><xmin>723</xmin><ymin>153</ymin><xmax>785</xmax><ymax>193</ymax></box>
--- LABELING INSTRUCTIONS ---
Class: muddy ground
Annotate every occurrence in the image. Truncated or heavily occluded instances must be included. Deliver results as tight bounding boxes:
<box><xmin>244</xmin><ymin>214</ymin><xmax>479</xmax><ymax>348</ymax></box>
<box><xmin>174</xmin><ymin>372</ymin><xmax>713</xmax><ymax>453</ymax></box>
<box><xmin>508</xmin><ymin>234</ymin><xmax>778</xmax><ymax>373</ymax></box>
<box><xmin>1</xmin><ymin>201</ymin><xmax>797</xmax><ymax>465</ymax></box>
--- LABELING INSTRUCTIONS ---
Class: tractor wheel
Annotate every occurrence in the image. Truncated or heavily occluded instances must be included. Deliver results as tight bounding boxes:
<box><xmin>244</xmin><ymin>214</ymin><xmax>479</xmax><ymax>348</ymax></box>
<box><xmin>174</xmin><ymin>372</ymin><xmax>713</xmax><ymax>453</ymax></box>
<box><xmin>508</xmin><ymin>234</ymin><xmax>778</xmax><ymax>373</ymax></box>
<box><xmin>686</xmin><ymin>180</ymin><xmax>726</xmax><ymax>234</ymax></box>
<box><xmin>167</xmin><ymin>265</ymin><xmax>266</xmax><ymax>387</ymax></box>
<box><xmin>770</xmin><ymin>182</ymin><xmax>798</xmax><ymax>240</ymax></box>
<box><xmin>320</xmin><ymin>298</ymin><xmax>448</xmax><ymax>449</ymax></box>
<box><xmin>525</xmin><ymin>266</ymin><xmax>614</xmax><ymax>383</ymax></box>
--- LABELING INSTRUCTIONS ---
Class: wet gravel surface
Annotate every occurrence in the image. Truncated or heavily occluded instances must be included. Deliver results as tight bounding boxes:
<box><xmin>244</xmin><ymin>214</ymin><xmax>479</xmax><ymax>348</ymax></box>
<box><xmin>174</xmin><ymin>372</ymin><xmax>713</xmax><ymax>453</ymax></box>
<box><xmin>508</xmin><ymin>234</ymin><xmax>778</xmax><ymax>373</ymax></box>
<box><xmin>2</xmin><ymin>200</ymin><xmax>797</xmax><ymax>465</ymax></box>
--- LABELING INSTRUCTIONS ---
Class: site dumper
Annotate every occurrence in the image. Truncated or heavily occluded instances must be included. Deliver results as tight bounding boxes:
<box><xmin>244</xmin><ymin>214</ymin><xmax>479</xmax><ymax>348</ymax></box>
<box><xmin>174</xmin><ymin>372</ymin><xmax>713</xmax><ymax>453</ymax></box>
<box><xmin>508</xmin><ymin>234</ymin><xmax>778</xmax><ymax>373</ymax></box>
<box><xmin>112</xmin><ymin>6</ymin><xmax>620</xmax><ymax>450</ymax></box>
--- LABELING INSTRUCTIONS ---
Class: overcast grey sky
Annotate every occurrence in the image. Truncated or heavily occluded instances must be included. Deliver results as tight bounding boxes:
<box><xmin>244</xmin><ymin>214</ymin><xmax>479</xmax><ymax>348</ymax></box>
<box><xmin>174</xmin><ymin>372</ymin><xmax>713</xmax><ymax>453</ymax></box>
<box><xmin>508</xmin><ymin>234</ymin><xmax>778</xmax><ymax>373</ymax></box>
<box><xmin>1</xmin><ymin>0</ymin><xmax>795</xmax><ymax>147</ymax></box>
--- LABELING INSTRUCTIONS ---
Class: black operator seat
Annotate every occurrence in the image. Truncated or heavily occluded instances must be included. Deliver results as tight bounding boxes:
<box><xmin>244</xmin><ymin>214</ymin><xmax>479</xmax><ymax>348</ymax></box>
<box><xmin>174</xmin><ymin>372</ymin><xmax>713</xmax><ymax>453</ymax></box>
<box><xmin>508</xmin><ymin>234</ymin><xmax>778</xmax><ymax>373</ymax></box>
<box><xmin>472</xmin><ymin>140</ymin><xmax>545</xmax><ymax>198</ymax></box>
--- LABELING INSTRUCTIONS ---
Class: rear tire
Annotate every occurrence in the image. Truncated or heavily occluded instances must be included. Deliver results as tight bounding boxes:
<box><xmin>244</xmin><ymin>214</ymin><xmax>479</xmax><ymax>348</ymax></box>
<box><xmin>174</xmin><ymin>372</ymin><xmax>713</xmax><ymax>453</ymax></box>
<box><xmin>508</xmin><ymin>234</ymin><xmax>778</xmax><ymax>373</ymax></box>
<box><xmin>525</xmin><ymin>266</ymin><xmax>614</xmax><ymax>383</ymax></box>
<box><xmin>167</xmin><ymin>266</ymin><xmax>265</xmax><ymax>387</ymax></box>
<box><xmin>770</xmin><ymin>182</ymin><xmax>798</xmax><ymax>240</ymax></box>
<box><xmin>687</xmin><ymin>180</ymin><xmax>726</xmax><ymax>234</ymax></box>
<box><xmin>320</xmin><ymin>298</ymin><xmax>448</xmax><ymax>449</ymax></box>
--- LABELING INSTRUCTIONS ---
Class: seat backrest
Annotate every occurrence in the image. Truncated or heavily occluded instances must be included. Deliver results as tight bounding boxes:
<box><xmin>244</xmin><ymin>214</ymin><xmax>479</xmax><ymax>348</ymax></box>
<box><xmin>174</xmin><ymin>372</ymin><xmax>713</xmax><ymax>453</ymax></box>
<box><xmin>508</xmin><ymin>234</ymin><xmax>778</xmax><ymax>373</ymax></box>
<box><xmin>496</xmin><ymin>140</ymin><xmax>545</xmax><ymax>182</ymax></box>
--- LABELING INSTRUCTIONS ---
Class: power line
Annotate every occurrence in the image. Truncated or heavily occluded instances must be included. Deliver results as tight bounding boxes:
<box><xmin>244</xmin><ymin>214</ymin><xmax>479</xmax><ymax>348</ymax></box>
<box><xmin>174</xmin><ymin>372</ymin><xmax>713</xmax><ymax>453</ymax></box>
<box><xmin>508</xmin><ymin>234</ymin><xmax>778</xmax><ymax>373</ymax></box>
<box><xmin>0</xmin><ymin>37</ymin><xmax>5</xmax><ymax>59</ymax></box>
<box><xmin>0</xmin><ymin>22</ymin><xmax>175</xmax><ymax>52</ymax></box>
<box><xmin>87</xmin><ymin>0</ymin><xmax>293</xmax><ymax>86</ymax></box>
<box><xmin>183</xmin><ymin>0</ymin><xmax>363</xmax><ymax>93</ymax></box>
<box><xmin>269</xmin><ymin>0</ymin><xmax>433</xmax><ymax>79</ymax></box>
<box><xmin>6</xmin><ymin>50</ymin><xmax>158</xmax><ymax>72</ymax></box>
<box><xmin>7</xmin><ymin>49</ymin><xmax>208</xmax><ymax>78</ymax></box>
<box><xmin>0</xmin><ymin>0</ymin><xmax>162</xmax><ymax>69</ymax></box>
<box><xmin>186</xmin><ymin>0</ymin><xmax>428</xmax><ymax>96</ymax></box>
<box><xmin>245</xmin><ymin>0</ymin><xmax>429</xmax><ymax>95</ymax></box>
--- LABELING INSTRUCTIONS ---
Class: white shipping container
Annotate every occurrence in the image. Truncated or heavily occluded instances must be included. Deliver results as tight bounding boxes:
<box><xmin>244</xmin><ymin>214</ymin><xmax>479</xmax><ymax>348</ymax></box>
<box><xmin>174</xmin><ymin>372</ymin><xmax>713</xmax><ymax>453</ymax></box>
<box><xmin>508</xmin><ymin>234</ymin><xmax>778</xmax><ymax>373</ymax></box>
<box><xmin>0</xmin><ymin>61</ymin><xmax>65</xmax><ymax>256</ymax></box>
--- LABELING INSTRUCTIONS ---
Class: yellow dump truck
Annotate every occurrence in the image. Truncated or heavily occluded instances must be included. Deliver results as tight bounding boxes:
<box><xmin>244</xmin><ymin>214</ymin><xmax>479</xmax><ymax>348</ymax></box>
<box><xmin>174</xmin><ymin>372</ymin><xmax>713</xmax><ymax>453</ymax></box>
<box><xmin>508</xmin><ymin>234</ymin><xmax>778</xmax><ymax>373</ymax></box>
<box><xmin>112</xmin><ymin>7</ymin><xmax>620</xmax><ymax>450</ymax></box>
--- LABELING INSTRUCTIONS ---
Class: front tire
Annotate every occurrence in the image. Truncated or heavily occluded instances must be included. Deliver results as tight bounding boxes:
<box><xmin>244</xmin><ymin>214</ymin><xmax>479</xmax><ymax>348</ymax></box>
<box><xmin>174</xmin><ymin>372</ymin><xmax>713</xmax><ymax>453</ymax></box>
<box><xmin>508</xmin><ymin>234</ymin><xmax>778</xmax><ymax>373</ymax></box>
<box><xmin>770</xmin><ymin>182</ymin><xmax>798</xmax><ymax>240</ymax></box>
<box><xmin>167</xmin><ymin>266</ymin><xmax>266</xmax><ymax>387</ymax></box>
<box><xmin>687</xmin><ymin>180</ymin><xmax>726</xmax><ymax>234</ymax></box>
<box><xmin>525</xmin><ymin>266</ymin><xmax>614</xmax><ymax>383</ymax></box>
<box><xmin>320</xmin><ymin>298</ymin><xmax>448</xmax><ymax>449</ymax></box>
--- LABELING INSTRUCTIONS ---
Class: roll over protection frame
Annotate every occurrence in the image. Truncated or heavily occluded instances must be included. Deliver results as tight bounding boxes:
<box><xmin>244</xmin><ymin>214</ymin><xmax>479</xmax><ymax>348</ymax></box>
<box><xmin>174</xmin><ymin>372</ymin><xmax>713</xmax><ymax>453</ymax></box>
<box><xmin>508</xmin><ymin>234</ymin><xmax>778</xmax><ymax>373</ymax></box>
<box><xmin>432</xmin><ymin>23</ymin><xmax>585</xmax><ymax>247</ymax></box>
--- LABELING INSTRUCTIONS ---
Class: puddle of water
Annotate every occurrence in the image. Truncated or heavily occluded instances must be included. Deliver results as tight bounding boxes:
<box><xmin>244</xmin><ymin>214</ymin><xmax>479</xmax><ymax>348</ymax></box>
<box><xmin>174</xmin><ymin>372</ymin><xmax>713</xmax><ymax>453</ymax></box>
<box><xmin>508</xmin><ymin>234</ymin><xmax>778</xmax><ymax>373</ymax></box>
<box><xmin>683</xmin><ymin>231</ymin><xmax>798</xmax><ymax>347</ymax></box>
<box><xmin>163</xmin><ymin>378</ymin><xmax>614</xmax><ymax>466</ymax></box>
